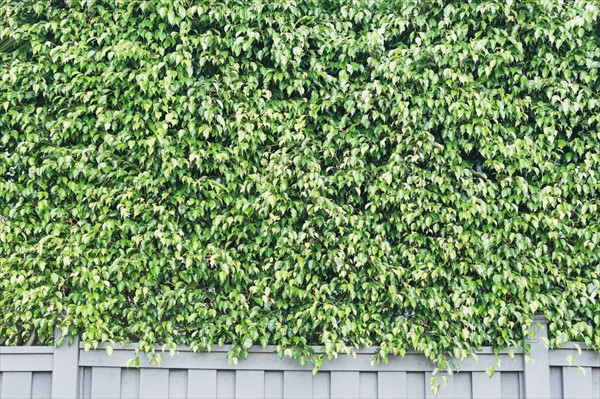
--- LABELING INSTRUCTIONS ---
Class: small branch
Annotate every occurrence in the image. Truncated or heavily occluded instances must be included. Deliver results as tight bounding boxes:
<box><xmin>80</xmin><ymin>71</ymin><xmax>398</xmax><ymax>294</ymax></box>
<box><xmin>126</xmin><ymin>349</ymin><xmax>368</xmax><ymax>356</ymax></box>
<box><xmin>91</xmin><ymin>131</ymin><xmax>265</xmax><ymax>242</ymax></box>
<box><xmin>25</xmin><ymin>331</ymin><xmax>37</xmax><ymax>346</ymax></box>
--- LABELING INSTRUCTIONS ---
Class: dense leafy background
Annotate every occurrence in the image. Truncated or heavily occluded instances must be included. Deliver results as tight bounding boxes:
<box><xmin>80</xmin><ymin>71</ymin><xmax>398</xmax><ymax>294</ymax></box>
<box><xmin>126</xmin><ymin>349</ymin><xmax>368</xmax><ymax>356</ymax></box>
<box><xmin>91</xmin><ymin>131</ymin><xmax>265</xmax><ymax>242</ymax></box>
<box><xmin>1</xmin><ymin>0</ymin><xmax>599</xmax><ymax>368</ymax></box>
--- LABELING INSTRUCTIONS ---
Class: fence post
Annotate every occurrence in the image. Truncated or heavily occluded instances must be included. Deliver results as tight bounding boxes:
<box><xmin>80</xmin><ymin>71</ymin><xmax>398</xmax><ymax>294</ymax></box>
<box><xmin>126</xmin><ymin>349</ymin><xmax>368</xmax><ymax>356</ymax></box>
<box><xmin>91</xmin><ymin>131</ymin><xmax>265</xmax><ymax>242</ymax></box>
<box><xmin>523</xmin><ymin>314</ymin><xmax>550</xmax><ymax>399</ymax></box>
<box><xmin>51</xmin><ymin>329</ymin><xmax>80</xmax><ymax>399</ymax></box>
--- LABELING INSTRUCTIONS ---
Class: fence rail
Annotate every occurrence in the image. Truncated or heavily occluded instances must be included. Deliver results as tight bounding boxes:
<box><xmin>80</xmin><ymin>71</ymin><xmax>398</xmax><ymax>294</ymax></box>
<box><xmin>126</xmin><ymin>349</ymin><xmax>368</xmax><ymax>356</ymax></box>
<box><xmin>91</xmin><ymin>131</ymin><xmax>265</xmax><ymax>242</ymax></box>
<box><xmin>0</xmin><ymin>317</ymin><xmax>598</xmax><ymax>398</ymax></box>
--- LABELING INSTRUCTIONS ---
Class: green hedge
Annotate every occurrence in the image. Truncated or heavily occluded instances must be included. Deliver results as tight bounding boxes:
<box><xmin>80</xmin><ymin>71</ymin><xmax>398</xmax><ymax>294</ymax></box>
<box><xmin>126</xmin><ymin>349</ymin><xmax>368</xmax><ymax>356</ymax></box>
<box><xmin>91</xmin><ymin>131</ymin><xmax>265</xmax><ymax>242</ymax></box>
<box><xmin>1</xmin><ymin>0</ymin><xmax>599</xmax><ymax>369</ymax></box>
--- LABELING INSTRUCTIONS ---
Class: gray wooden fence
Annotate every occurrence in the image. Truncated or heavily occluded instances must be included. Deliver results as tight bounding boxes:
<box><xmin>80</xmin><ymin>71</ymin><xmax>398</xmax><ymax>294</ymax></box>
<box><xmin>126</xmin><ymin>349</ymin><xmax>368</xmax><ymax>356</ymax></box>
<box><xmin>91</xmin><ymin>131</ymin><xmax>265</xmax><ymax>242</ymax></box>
<box><xmin>1</xmin><ymin>317</ymin><xmax>598</xmax><ymax>398</ymax></box>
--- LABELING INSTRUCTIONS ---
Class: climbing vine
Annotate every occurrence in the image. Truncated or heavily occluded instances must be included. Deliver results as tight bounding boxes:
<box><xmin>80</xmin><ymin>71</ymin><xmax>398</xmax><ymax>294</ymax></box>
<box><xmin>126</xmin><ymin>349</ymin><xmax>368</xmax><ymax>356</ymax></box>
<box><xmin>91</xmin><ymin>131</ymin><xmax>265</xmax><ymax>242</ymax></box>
<box><xmin>1</xmin><ymin>0</ymin><xmax>599</xmax><ymax>370</ymax></box>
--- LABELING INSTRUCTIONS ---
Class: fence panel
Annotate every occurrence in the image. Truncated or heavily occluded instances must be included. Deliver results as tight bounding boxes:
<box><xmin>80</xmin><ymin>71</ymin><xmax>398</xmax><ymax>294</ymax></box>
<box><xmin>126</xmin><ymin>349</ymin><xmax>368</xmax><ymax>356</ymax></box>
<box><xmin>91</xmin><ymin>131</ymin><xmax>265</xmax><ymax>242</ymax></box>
<box><xmin>1</xmin><ymin>371</ymin><xmax>32</xmax><ymax>399</ymax></box>
<box><xmin>188</xmin><ymin>369</ymin><xmax>216</xmax><ymax>398</ymax></box>
<box><xmin>0</xmin><ymin>317</ymin><xmax>598</xmax><ymax>399</ymax></box>
<box><xmin>30</xmin><ymin>372</ymin><xmax>52</xmax><ymax>399</ymax></box>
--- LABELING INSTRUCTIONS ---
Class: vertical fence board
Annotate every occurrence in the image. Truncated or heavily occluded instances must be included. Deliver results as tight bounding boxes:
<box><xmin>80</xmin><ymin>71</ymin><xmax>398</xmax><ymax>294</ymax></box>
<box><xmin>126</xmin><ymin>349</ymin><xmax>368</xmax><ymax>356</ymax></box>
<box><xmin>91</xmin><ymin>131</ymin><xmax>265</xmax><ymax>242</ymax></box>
<box><xmin>524</xmin><ymin>316</ymin><xmax>551</xmax><ymax>399</ymax></box>
<box><xmin>472</xmin><ymin>371</ymin><xmax>500</xmax><ymax>398</ymax></box>
<box><xmin>425</xmin><ymin>372</ymin><xmax>455</xmax><ymax>399</ymax></box>
<box><xmin>592</xmin><ymin>368</ymin><xmax>599</xmax><ymax>399</ymax></box>
<box><xmin>377</xmin><ymin>371</ymin><xmax>406</xmax><ymax>399</ymax></box>
<box><xmin>30</xmin><ymin>372</ymin><xmax>52</xmax><ymax>399</ymax></box>
<box><xmin>121</xmin><ymin>368</ymin><xmax>140</xmax><ymax>399</ymax></box>
<box><xmin>80</xmin><ymin>367</ymin><xmax>92</xmax><ymax>399</ymax></box>
<box><xmin>187</xmin><ymin>370</ymin><xmax>216</xmax><ymax>399</ymax></box>
<box><xmin>0</xmin><ymin>372</ymin><xmax>3</xmax><ymax>399</ymax></box>
<box><xmin>453</xmin><ymin>373</ymin><xmax>471</xmax><ymax>398</ymax></box>
<box><xmin>139</xmin><ymin>369</ymin><xmax>170</xmax><ymax>399</ymax></box>
<box><xmin>216</xmin><ymin>371</ymin><xmax>235</xmax><ymax>399</ymax></box>
<box><xmin>359</xmin><ymin>372</ymin><xmax>377</xmax><ymax>399</ymax></box>
<box><xmin>169</xmin><ymin>369</ymin><xmax>188</xmax><ymax>399</ymax></box>
<box><xmin>562</xmin><ymin>367</ymin><xmax>593</xmax><ymax>399</ymax></box>
<box><xmin>331</xmin><ymin>371</ymin><xmax>359</xmax><ymax>399</ymax></box>
<box><xmin>51</xmin><ymin>334</ymin><xmax>79</xmax><ymax>399</ymax></box>
<box><xmin>235</xmin><ymin>370</ymin><xmax>264</xmax><ymax>399</ymax></box>
<box><xmin>78</xmin><ymin>368</ymin><xmax>84</xmax><ymax>399</ymax></box>
<box><xmin>312</xmin><ymin>372</ymin><xmax>330</xmax><ymax>399</ymax></box>
<box><xmin>283</xmin><ymin>371</ymin><xmax>312</xmax><ymax>399</ymax></box>
<box><xmin>1</xmin><ymin>372</ymin><xmax>31</xmax><ymax>399</ymax></box>
<box><xmin>330</xmin><ymin>371</ymin><xmax>359</xmax><ymax>399</ymax></box>
<box><xmin>264</xmin><ymin>371</ymin><xmax>284</xmax><ymax>399</ymax></box>
<box><xmin>549</xmin><ymin>367</ymin><xmax>563</xmax><ymax>399</ymax></box>
<box><xmin>91</xmin><ymin>367</ymin><xmax>121</xmax><ymax>398</ymax></box>
<box><xmin>406</xmin><ymin>372</ymin><xmax>426</xmax><ymax>399</ymax></box>
<box><xmin>500</xmin><ymin>372</ymin><xmax>521</xmax><ymax>399</ymax></box>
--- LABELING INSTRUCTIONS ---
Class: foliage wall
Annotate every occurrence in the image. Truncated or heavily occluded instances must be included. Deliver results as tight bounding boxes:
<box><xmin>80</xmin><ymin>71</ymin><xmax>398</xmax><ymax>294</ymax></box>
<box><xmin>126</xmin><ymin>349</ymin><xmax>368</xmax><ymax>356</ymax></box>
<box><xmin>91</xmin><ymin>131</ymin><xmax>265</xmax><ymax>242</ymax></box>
<box><xmin>1</xmin><ymin>0</ymin><xmax>599</xmax><ymax>368</ymax></box>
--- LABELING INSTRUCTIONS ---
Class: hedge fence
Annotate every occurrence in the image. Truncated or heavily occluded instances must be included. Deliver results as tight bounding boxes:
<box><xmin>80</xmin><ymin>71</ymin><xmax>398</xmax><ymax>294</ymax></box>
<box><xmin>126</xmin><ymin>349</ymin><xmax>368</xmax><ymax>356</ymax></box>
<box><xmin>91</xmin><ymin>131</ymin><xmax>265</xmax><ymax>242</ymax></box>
<box><xmin>1</xmin><ymin>0</ymin><xmax>599</xmax><ymax>373</ymax></box>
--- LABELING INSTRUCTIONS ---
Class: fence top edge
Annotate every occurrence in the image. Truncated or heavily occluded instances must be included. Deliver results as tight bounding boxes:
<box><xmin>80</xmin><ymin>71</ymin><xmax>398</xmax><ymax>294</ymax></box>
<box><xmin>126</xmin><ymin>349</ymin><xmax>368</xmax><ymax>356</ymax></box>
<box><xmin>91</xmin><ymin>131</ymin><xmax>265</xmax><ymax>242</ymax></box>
<box><xmin>549</xmin><ymin>342</ymin><xmax>596</xmax><ymax>351</ymax></box>
<box><xmin>3</xmin><ymin>342</ymin><xmax>594</xmax><ymax>356</ymax></box>
<box><xmin>0</xmin><ymin>346</ymin><xmax>54</xmax><ymax>354</ymax></box>
<box><xmin>75</xmin><ymin>342</ymin><xmax>525</xmax><ymax>356</ymax></box>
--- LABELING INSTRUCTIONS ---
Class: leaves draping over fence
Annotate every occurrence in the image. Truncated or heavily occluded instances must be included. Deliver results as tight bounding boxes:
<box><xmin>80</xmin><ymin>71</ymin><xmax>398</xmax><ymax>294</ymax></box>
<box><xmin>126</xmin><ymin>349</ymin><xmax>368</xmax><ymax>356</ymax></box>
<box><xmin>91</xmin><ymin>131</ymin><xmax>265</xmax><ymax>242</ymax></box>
<box><xmin>1</xmin><ymin>0</ymin><xmax>599</xmax><ymax>369</ymax></box>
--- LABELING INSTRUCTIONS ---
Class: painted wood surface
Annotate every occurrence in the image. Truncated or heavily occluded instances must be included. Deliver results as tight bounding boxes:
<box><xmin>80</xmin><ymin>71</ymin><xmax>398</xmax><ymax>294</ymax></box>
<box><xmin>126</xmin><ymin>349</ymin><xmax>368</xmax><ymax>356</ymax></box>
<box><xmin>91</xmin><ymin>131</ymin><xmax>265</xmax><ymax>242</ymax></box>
<box><xmin>235</xmin><ymin>370</ymin><xmax>264</xmax><ymax>399</ymax></box>
<box><xmin>51</xmin><ymin>334</ymin><xmax>79</xmax><ymax>399</ymax></box>
<box><xmin>264</xmin><ymin>371</ymin><xmax>284</xmax><ymax>399</ymax></box>
<box><xmin>187</xmin><ymin>369</ymin><xmax>216</xmax><ymax>399</ymax></box>
<box><xmin>139</xmin><ymin>369</ymin><xmax>169</xmax><ymax>399</ymax></box>
<box><xmin>30</xmin><ymin>372</ymin><xmax>52</xmax><ymax>399</ymax></box>
<box><xmin>0</xmin><ymin>322</ymin><xmax>599</xmax><ymax>399</ymax></box>
<box><xmin>0</xmin><ymin>362</ymin><xmax>598</xmax><ymax>398</ymax></box>
<box><xmin>472</xmin><ymin>371</ymin><xmax>500</xmax><ymax>399</ymax></box>
<box><xmin>0</xmin><ymin>371</ymin><xmax>51</xmax><ymax>399</ymax></box>
<box><xmin>91</xmin><ymin>367</ymin><xmax>121</xmax><ymax>399</ymax></box>
<box><xmin>562</xmin><ymin>367</ymin><xmax>593</xmax><ymax>399</ymax></box>
<box><xmin>1</xmin><ymin>371</ymin><xmax>32</xmax><ymax>399</ymax></box>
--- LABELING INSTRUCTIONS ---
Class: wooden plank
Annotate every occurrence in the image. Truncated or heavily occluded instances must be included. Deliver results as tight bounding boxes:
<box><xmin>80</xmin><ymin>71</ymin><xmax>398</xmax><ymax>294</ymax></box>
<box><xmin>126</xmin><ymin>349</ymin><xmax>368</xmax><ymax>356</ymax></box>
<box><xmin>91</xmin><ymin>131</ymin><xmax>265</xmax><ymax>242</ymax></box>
<box><xmin>454</xmin><ymin>373</ymin><xmax>472</xmax><ymax>398</ymax></box>
<box><xmin>406</xmin><ymin>372</ymin><xmax>425</xmax><ymax>399</ymax></box>
<box><xmin>81</xmin><ymin>343</ymin><xmax>528</xmax><ymax>359</ymax></box>
<box><xmin>425</xmin><ymin>372</ymin><xmax>454</xmax><ymax>399</ymax></box>
<box><xmin>264</xmin><ymin>371</ymin><xmax>283</xmax><ymax>399</ymax></box>
<box><xmin>216</xmin><ymin>370</ymin><xmax>235</xmax><ymax>399</ymax></box>
<box><xmin>235</xmin><ymin>370</ymin><xmax>264</xmax><ymax>399</ymax></box>
<box><xmin>283</xmin><ymin>371</ymin><xmax>312</xmax><ymax>399</ymax></box>
<box><xmin>562</xmin><ymin>367</ymin><xmax>594</xmax><ymax>399</ymax></box>
<box><xmin>31</xmin><ymin>372</ymin><xmax>52</xmax><ymax>399</ymax></box>
<box><xmin>593</xmin><ymin>368</ymin><xmax>599</xmax><ymax>399</ymax></box>
<box><xmin>78</xmin><ymin>349</ymin><xmax>525</xmax><ymax>372</ymax></box>
<box><xmin>331</xmin><ymin>371</ymin><xmax>359</xmax><ymax>399</ymax></box>
<box><xmin>139</xmin><ymin>369</ymin><xmax>170</xmax><ymax>399</ymax></box>
<box><xmin>313</xmin><ymin>372</ymin><xmax>330</xmax><ymax>398</ymax></box>
<box><xmin>52</xmin><ymin>334</ymin><xmax>80</xmax><ymax>399</ymax></box>
<box><xmin>0</xmin><ymin>347</ymin><xmax>54</xmax><ymax>354</ymax></box>
<box><xmin>80</xmin><ymin>343</ymin><xmax>527</xmax><ymax>356</ymax></box>
<box><xmin>523</xmin><ymin>316</ymin><xmax>551</xmax><ymax>399</ymax></box>
<box><xmin>548</xmin><ymin>350</ymin><xmax>600</xmax><ymax>368</ymax></box>
<box><xmin>1</xmin><ymin>372</ymin><xmax>32</xmax><ymax>399</ymax></box>
<box><xmin>359</xmin><ymin>372</ymin><xmax>377</xmax><ymax>399</ymax></box>
<box><xmin>91</xmin><ymin>367</ymin><xmax>122</xmax><ymax>398</ymax></box>
<box><xmin>188</xmin><ymin>370</ymin><xmax>216</xmax><ymax>399</ymax></box>
<box><xmin>472</xmin><ymin>371</ymin><xmax>501</xmax><ymax>398</ymax></box>
<box><xmin>121</xmin><ymin>369</ymin><xmax>140</xmax><ymax>399</ymax></box>
<box><xmin>500</xmin><ymin>372</ymin><xmax>521</xmax><ymax>399</ymax></box>
<box><xmin>81</xmin><ymin>367</ymin><xmax>93</xmax><ymax>399</ymax></box>
<box><xmin>378</xmin><ymin>371</ymin><xmax>407</xmax><ymax>399</ymax></box>
<box><xmin>452</xmin><ymin>354</ymin><xmax>524</xmax><ymax>373</ymax></box>
<box><xmin>78</xmin><ymin>367</ymin><xmax>84</xmax><ymax>399</ymax></box>
<box><xmin>169</xmin><ymin>370</ymin><xmax>188</xmax><ymax>399</ymax></box>
<box><xmin>549</xmin><ymin>367</ymin><xmax>563</xmax><ymax>399</ymax></box>
<box><xmin>0</xmin><ymin>354</ymin><xmax>55</xmax><ymax>372</ymax></box>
